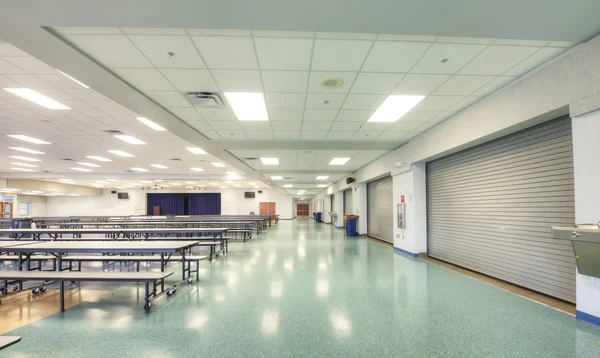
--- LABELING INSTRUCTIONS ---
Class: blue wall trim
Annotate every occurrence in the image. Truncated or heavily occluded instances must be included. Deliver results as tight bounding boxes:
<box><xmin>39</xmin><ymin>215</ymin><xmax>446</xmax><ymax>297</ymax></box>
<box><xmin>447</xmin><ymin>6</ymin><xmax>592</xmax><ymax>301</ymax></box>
<box><xmin>394</xmin><ymin>247</ymin><xmax>419</xmax><ymax>258</ymax></box>
<box><xmin>576</xmin><ymin>310</ymin><xmax>600</xmax><ymax>327</ymax></box>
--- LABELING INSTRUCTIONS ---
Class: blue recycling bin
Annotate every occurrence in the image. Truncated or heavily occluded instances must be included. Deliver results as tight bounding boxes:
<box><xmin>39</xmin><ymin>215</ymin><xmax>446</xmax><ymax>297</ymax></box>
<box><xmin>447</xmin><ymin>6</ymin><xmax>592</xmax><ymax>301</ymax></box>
<box><xmin>315</xmin><ymin>212</ymin><xmax>322</xmax><ymax>223</ymax></box>
<box><xmin>345</xmin><ymin>217</ymin><xmax>358</xmax><ymax>236</ymax></box>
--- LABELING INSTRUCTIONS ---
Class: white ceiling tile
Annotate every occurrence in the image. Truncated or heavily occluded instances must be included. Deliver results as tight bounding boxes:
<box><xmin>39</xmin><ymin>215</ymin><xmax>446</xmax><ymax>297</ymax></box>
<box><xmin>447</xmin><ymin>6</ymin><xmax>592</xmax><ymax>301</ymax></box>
<box><xmin>350</xmin><ymin>72</ymin><xmax>405</xmax><ymax>94</ymax></box>
<box><xmin>342</xmin><ymin>94</ymin><xmax>385</xmax><ymax>109</ymax></box>
<box><xmin>447</xmin><ymin>96</ymin><xmax>482</xmax><ymax>111</ymax></box>
<box><xmin>398</xmin><ymin>110</ymin><xmax>441</xmax><ymax>123</ymax></box>
<box><xmin>200</xmin><ymin>129</ymin><xmax>221</xmax><ymax>139</ymax></box>
<box><xmin>121</xmin><ymin>28</ymin><xmax>187</xmax><ymax>35</ymax></box>
<box><xmin>472</xmin><ymin>76</ymin><xmax>517</xmax><ymax>96</ymax></box>
<box><xmin>411</xmin><ymin>43</ymin><xmax>486</xmax><ymax>74</ymax></box>
<box><xmin>458</xmin><ymin>46</ymin><xmax>540</xmax><ymax>75</ymax></box>
<box><xmin>376</xmin><ymin>34</ymin><xmax>436</xmax><ymax>42</ymax></box>
<box><xmin>352</xmin><ymin>131</ymin><xmax>381</xmax><ymax>140</ymax></box>
<box><xmin>269</xmin><ymin>109</ymin><xmax>304</xmax><ymax>121</ymax></box>
<box><xmin>128</xmin><ymin>35</ymin><xmax>206</xmax><ymax>68</ymax></box>
<box><xmin>211</xmin><ymin>120</ymin><xmax>242</xmax><ymax>130</ymax></box>
<box><xmin>0</xmin><ymin>42</ymin><xmax>29</xmax><ymax>56</ymax></box>
<box><xmin>160</xmin><ymin>69</ymin><xmax>218</xmax><ymax>92</ymax></box>
<box><xmin>392</xmin><ymin>74</ymin><xmax>450</xmax><ymax>95</ymax></box>
<box><xmin>493</xmin><ymin>39</ymin><xmax>551</xmax><ymax>46</ymax></box>
<box><xmin>316</xmin><ymin>32</ymin><xmax>376</xmax><ymax>40</ymax></box>
<box><xmin>305</xmin><ymin>94</ymin><xmax>346</xmax><ymax>109</ymax></box>
<box><xmin>414</xmin><ymin>96</ymin><xmax>463</xmax><ymax>111</ymax></box>
<box><xmin>0</xmin><ymin>58</ymin><xmax>26</xmax><ymax>74</ymax></box>
<box><xmin>192</xmin><ymin>36</ymin><xmax>257</xmax><ymax>69</ymax></box>
<box><xmin>273</xmin><ymin>130</ymin><xmax>301</xmax><ymax>139</ymax></box>
<box><xmin>240</xmin><ymin>121</ymin><xmax>272</xmax><ymax>131</ymax></box>
<box><xmin>431</xmin><ymin>110</ymin><xmax>459</xmax><ymax>123</ymax></box>
<box><xmin>187</xmin><ymin>119</ymin><xmax>212</xmax><ymax>130</ymax></box>
<box><xmin>212</xmin><ymin>70</ymin><xmax>262</xmax><ymax>91</ymax></box>
<box><xmin>262</xmin><ymin>71</ymin><xmax>309</xmax><ymax>92</ymax></box>
<box><xmin>432</xmin><ymin>75</ymin><xmax>495</xmax><ymax>95</ymax></box>
<box><xmin>301</xmin><ymin>131</ymin><xmax>328</xmax><ymax>140</ymax></box>
<box><xmin>245</xmin><ymin>130</ymin><xmax>274</xmax><ymax>139</ymax></box>
<box><xmin>326</xmin><ymin>131</ymin><xmax>356</xmax><ymax>140</ymax></box>
<box><xmin>362</xmin><ymin>41</ymin><xmax>430</xmax><ymax>72</ymax></box>
<box><xmin>187</xmin><ymin>29</ymin><xmax>251</xmax><ymax>36</ymax></box>
<box><xmin>311</xmin><ymin>40</ymin><xmax>371</xmax><ymax>71</ymax></box>
<box><xmin>376</xmin><ymin>131</ymin><xmax>411</xmax><ymax>141</ymax></box>
<box><xmin>303</xmin><ymin>109</ymin><xmax>338</xmax><ymax>122</ymax></box>
<box><xmin>302</xmin><ymin>121</ymin><xmax>332</xmax><ymax>131</ymax></box>
<box><xmin>62</xmin><ymin>88</ymin><xmax>104</xmax><ymax>100</ymax></box>
<box><xmin>330</xmin><ymin>121</ymin><xmax>362</xmax><ymax>131</ymax></box>
<box><xmin>36</xmin><ymin>89</ymin><xmax>75</xmax><ymax>100</ymax></box>
<box><xmin>66</xmin><ymin>35</ymin><xmax>152</xmax><ymax>68</ymax></box>
<box><xmin>547</xmin><ymin>41</ymin><xmax>577</xmax><ymax>48</ymax></box>
<box><xmin>272</xmin><ymin>121</ymin><xmax>302</xmax><ymax>130</ymax></box>
<box><xmin>145</xmin><ymin>91</ymin><xmax>191</xmax><ymax>107</ymax></box>
<box><xmin>504</xmin><ymin>47</ymin><xmax>566</xmax><ymax>76</ymax></box>
<box><xmin>416</xmin><ymin>121</ymin><xmax>440</xmax><ymax>132</ymax></box>
<box><xmin>267</xmin><ymin>93</ymin><xmax>306</xmax><ymax>108</ymax></box>
<box><xmin>35</xmin><ymin>74</ymin><xmax>83</xmax><ymax>88</ymax></box>
<box><xmin>252</xmin><ymin>30</ymin><xmax>314</xmax><ymax>38</ymax></box>
<box><xmin>388</xmin><ymin>121</ymin><xmax>424</xmax><ymax>131</ymax></box>
<box><xmin>55</xmin><ymin>27</ymin><xmax>122</xmax><ymax>35</ymax></box>
<box><xmin>358</xmin><ymin>122</ymin><xmax>393</xmax><ymax>132</ymax></box>
<box><xmin>254</xmin><ymin>38</ymin><xmax>313</xmax><ymax>70</ymax></box>
<box><xmin>335</xmin><ymin>109</ymin><xmax>371</xmax><ymax>122</ymax></box>
<box><xmin>307</xmin><ymin>71</ymin><xmax>357</xmax><ymax>93</ymax></box>
<box><xmin>113</xmin><ymin>68</ymin><xmax>174</xmax><ymax>91</ymax></box>
<box><xmin>436</xmin><ymin>37</ymin><xmax>494</xmax><ymax>45</ymax></box>
<box><xmin>4</xmin><ymin>74</ymin><xmax>53</xmax><ymax>88</ymax></box>
<box><xmin>3</xmin><ymin>57</ymin><xmax>56</xmax><ymax>74</ymax></box>
<box><xmin>0</xmin><ymin>74</ymin><xmax>20</xmax><ymax>87</ymax></box>
<box><xmin>169</xmin><ymin>107</ymin><xmax>204</xmax><ymax>121</ymax></box>
<box><xmin>197</xmin><ymin>107</ymin><xmax>236</xmax><ymax>121</ymax></box>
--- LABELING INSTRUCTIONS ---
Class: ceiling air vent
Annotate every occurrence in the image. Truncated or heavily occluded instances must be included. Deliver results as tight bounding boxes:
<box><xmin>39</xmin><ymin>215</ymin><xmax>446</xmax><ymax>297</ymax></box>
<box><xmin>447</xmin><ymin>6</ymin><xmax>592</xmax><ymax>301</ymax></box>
<box><xmin>284</xmin><ymin>176</ymin><xmax>292</xmax><ymax>180</ymax></box>
<box><xmin>186</xmin><ymin>92</ymin><xmax>224</xmax><ymax>108</ymax></box>
<box><xmin>169</xmin><ymin>158</ymin><xmax>182</xmax><ymax>161</ymax></box>
<box><xmin>243</xmin><ymin>157</ymin><xmax>259</xmax><ymax>161</ymax></box>
<box><xmin>103</xmin><ymin>130</ymin><xmax>124</xmax><ymax>134</ymax></box>
<box><xmin>60</xmin><ymin>158</ymin><xmax>74</xmax><ymax>161</ymax></box>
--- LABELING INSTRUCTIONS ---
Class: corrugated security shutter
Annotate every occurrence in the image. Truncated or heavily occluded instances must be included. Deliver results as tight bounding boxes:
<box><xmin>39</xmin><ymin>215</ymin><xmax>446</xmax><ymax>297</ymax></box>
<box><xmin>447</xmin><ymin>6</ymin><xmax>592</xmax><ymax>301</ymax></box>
<box><xmin>367</xmin><ymin>176</ymin><xmax>394</xmax><ymax>243</ymax></box>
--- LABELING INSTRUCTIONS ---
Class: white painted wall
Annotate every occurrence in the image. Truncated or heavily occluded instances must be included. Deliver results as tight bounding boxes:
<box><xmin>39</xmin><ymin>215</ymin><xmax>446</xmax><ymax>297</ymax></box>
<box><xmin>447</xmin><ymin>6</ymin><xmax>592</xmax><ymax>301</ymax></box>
<box><xmin>392</xmin><ymin>164</ymin><xmax>427</xmax><ymax>255</ymax></box>
<box><xmin>45</xmin><ymin>188</ymin><xmax>294</xmax><ymax>218</ymax></box>
<box><xmin>572</xmin><ymin>110</ymin><xmax>600</xmax><ymax>322</ymax></box>
<box><xmin>14</xmin><ymin>195</ymin><xmax>47</xmax><ymax>217</ymax></box>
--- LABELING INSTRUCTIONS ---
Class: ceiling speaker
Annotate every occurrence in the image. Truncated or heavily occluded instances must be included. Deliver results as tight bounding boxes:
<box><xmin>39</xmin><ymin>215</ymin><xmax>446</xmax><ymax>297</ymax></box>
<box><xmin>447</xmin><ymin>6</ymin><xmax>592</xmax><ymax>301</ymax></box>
<box><xmin>346</xmin><ymin>177</ymin><xmax>355</xmax><ymax>184</ymax></box>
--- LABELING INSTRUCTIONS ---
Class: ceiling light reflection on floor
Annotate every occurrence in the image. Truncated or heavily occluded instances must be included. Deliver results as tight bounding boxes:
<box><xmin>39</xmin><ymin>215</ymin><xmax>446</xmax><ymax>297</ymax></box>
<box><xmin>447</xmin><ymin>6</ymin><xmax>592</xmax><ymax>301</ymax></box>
<box><xmin>270</xmin><ymin>281</ymin><xmax>283</xmax><ymax>297</ymax></box>
<box><xmin>261</xmin><ymin>311</ymin><xmax>279</xmax><ymax>336</ymax></box>
<box><xmin>317</xmin><ymin>279</ymin><xmax>329</xmax><ymax>298</ymax></box>
<box><xmin>329</xmin><ymin>310</ymin><xmax>352</xmax><ymax>337</ymax></box>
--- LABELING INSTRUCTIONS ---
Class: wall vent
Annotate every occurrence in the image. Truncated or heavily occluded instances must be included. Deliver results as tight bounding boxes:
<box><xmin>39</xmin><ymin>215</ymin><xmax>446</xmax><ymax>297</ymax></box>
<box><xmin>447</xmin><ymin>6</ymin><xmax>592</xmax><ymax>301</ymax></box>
<box><xmin>284</xmin><ymin>176</ymin><xmax>292</xmax><ymax>180</ymax></box>
<box><xmin>103</xmin><ymin>130</ymin><xmax>124</xmax><ymax>134</ymax></box>
<box><xmin>185</xmin><ymin>92</ymin><xmax>224</xmax><ymax>108</ymax></box>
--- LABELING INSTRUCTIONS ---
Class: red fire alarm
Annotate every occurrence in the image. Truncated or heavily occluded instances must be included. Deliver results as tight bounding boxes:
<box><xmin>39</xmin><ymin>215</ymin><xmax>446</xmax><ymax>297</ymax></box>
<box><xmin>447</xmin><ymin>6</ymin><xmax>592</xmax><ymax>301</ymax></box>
<box><xmin>401</xmin><ymin>195</ymin><xmax>405</xmax><ymax>203</ymax></box>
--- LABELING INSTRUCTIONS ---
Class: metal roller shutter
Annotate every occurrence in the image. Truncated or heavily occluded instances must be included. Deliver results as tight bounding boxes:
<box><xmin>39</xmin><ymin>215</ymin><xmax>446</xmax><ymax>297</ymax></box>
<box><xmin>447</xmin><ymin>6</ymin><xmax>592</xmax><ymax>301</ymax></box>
<box><xmin>343</xmin><ymin>189</ymin><xmax>353</xmax><ymax>216</ymax></box>
<box><xmin>367</xmin><ymin>176</ymin><xmax>394</xmax><ymax>243</ymax></box>
<box><xmin>331</xmin><ymin>194</ymin><xmax>335</xmax><ymax>213</ymax></box>
<box><xmin>427</xmin><ymin>117</ymin><xmax>576</xmax><ymax>302</ymax></box>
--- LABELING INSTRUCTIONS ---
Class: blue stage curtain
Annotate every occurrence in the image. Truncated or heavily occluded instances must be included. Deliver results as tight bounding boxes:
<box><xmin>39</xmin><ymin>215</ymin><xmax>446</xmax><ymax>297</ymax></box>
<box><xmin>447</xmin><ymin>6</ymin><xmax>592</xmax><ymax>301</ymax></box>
<box><xmin>189</xmin><ymin>193</ymin><xmax>221</xmax><ymax>215</ymax></box>
<box><xmin>146</xmin><ymin>194</ymin><xmax>186</xmax><ymax>215</ymax></box>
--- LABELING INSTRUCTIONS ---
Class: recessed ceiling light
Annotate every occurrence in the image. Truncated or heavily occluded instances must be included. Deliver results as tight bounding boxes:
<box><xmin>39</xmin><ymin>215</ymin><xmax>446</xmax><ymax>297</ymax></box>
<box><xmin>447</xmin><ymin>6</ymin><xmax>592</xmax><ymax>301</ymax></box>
<box><xmin>106</xmin><ymin>179</ymin><xmax>118</xmax><ymax>182</ymax></box>
<box><xmin>58</xmin><ymin>179</ymin><xmax>75</xmax><ymax>183</ymax></box>
<box><xmin>196</xmin><ymin>184</ymin><xmax>205</xmax><ymax>187</ymax></box>
<box><xmin>94</xmin><ymin>181</ymin><xmax>110</xmax><ymax>184</ymax></box>
<box><xmin>150</xmin><ymin>164</ymin><xmax>168</xmax><ymax>169</ymax></box>
<box><xmin>56</xmin><ymin>69</ymin><xmax>89</xmax><ymax>89</ymax></box>
<box><xmin>225</xmin><ymin>181</ymin><xmax>233</xmax><ymax>184</ymax></box>
<box><xmin>3</xmin><ymin>88</ymin><xmax>70</xmax><ymax>110</ymax></box>
<box><xmin>107</xmin><ymin>150</ymin><xmax>134</xmax><ymax>157</ymax></box>
<box><xmin>140</xmin><ymin>180</ymin><xmax>152</xmax><ymax>184</ymax></box>
<box><xmin>91</xmin><ymin>183</ymin><xmax>105</xmax><ymax>187</ymax></box>
<box><xmin>7</xmin><ymin>135</ymin><xmax>51</xmax><ymax>145</ymax></box>
<box><xmin>271</xmin><ymin>176</ymin><xmax>283</xmax><ymax>180</ymax></box>
<box><xmin>234</xmin><ymin>185</ymin><xmax>241</xmax><ymax>187</ymax></box>
<box><xmin>114</xmin><ymin>135</ymin><xmax>146</xmax><ymax>145</ymax></box>
<box><xmin>131</xmin><ymin>183</ymin><xmax>143</xmax><ymax>186</ymax></box>
<box><xmin>130</xmin><ymin>167</ymin><xmax>148</xmax><ymax>172</ymax></box>
<box><xmin>187</xmin><ymin>147</ymin><xmax>206</xmax><ymax>155</ymax></box>
<box><xmin>8</xmin><ymin>147</ymin><xmax>45</xmax><ymax>154</ymax></box>
<box><xmin>284</xmin><ymin>184</ymin><xmax>293</xmax><ymax>188</ymax></box>
<box><xmin>86</xmin><ymin>156</ymin><xmax>112</xmax><ymax>162</ymax></box>
<box><xmin>116</xmin><ymin>186</ymin><xmax>127</xmax><ymax>189</ymax></box>
<box><xmin>160</xmin><ymin>184</ymin><xmax>171</xmax><ymax>187</ymax></box>
<box><xmin>223</xmin><ymin>92</ymin><xmax>269</xmax><ymax>121</ymax></box>
<box><xmin>249</xmin><ymin>182</ymin><xmax>256</xmax><ymax>185</ymax></box>
<box><xmin>71</xmin><ymin>167</ymin><xmax>92</xmax><ymax>172</ymax></box>
<box><xmin>185</xmin><ymin>181</ymin><xmax>196</xmax><ymax>184</ymax></box>
<box><xmin>220</xmin><ymin>186</ymin><xmax>227</xmax><ymax>189</ymax></box>
<box><xmin>171</xmin><ymin>183</ymin><xmax>182</xmax><ymax>186</ymax></box>
<box><xmin>260</xmin><ymin>158</ymin><xmax>279</xmax><ymax>165</ymax></box>
<box><xmin>9</xmin><ymin>162</ymin><xmax>38</xmax><ymax>168</ymax></box>
<box><xmin>329</xmin><ymin>157</ymin><xmax>350</xmax><ymax>165</ymax></box>
<box><xmin>11</xmin><ymin>167</ymin><xmax>35</xmax><ymax>172</ymax></box>
<box><xmin>190</xmin><ymin>167</ymin><xmax>205</xmax><ymax>172</ymax></box>
<box><xmin>77</xmin><ymin>162</ymin><xmax>101</xmax><ymax>168</ymax></box>
<box><xmin>211</xmin><ymin>162</ymin><xmax>225</xmax><ymax>167</ymax></box>
<box><xmin>316</xmin><ymin>176</ymin><xmax>329</xmax><ymax>180</ymax></box>
<box><xmin>31</xmin><ymin>190</ymin><xmax>44</xmax><ymax>194</ymax></box>
<box><xmin>68</xmin><ymin>193</ymin><xmax>81</xmax><ymax>196</ymax></box>
<box><xmin>318</xmin><ymin>184</ymin><xmax>327</xmax><ymax>187</ymax></box>
<box><xmin>9</xmin><ymin>156</ymin><xmax>41</xmax><ymax>162</ymax></box>
<box><xmin>368</xmin><ymin>95</ymin><xmax>425</xmax><ymax>123</ymax></box>
<box><xmin>154</xmin><ymin>180</ymin><xmax>164</xmax><ymax>182</ymax></box>
<box><xmin>210</xmin><ymin>183</ymin><xmax>219</xmax><ymax>186</ymax></box>
<box><xmin>137</xmin><ymin>117</ymin><xmax>166</xmax><ymax>131</ymax></box>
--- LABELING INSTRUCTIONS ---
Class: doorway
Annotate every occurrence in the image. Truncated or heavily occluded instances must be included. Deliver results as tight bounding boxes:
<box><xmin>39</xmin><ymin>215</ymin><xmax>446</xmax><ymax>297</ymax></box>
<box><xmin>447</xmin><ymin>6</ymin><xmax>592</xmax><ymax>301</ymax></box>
<box><xmin>296</xmin><ymin>203</ymin><xmax>309</xmax><ymax>216</ymax></box>
<box><xmin>259</xmin><ymin>202</ymin><xmax>276</xmax><ymax>215</ymax></box>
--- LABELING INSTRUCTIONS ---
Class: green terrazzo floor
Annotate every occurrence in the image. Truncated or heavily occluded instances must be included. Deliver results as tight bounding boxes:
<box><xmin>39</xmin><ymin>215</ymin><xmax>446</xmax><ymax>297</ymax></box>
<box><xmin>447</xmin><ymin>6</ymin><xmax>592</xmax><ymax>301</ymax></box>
<box><xmin>3</xmin><ymin>219</ymin><xmax>600</xmax><ymax>357</ymax></box>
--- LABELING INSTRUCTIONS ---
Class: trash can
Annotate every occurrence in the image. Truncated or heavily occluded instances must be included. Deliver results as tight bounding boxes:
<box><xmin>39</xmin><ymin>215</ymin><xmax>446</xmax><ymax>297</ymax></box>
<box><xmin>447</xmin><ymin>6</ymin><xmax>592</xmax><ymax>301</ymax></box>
<box><xmin>344</xmin><ymin>215</ymin><xmax>358</xmax><ymax>236</ymax></box>
<box><xmin>315</xmin><ymin>212</ymin><xmax>322</xmax><ymax>223</ymax></box>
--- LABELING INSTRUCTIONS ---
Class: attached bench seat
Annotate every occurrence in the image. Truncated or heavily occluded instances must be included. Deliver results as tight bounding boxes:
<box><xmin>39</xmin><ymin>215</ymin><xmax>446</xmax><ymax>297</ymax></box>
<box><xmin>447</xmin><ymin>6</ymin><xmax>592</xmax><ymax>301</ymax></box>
<box><xmin>0</xmin><ymin>270</ymin><xmax>173</xmax><ymax>312</ymax></box>
<box><xmin>227</xmin><ymin>230</ymin><xmax>252</xmax><ymax>241</ymax></box>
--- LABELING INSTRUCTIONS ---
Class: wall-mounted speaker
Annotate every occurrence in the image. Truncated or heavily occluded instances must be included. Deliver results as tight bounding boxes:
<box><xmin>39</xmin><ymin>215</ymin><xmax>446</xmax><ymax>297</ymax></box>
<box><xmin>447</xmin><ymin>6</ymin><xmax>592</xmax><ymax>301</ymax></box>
<box><xmin>111</xmin><ymin>190</ymin><xmax>117</xmax><ymax>194</ymax></box>
<box><xmin>346</xmin><ymin>177</ymin><xmax>355</xmax><ymax>184</ymax></box>
<box><xmin>258</xmin><ymin>190</ymin><xmax>263</xmax><ymax>194</ymax></box>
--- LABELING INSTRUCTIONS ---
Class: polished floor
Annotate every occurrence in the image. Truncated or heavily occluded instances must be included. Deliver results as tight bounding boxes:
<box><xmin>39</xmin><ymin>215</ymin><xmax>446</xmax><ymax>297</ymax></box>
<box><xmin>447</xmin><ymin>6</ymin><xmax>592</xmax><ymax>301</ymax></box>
<box><xmin>2</xmin><ymin>220</ymin><xmax>600</xmax><ymax>357</ymax></box>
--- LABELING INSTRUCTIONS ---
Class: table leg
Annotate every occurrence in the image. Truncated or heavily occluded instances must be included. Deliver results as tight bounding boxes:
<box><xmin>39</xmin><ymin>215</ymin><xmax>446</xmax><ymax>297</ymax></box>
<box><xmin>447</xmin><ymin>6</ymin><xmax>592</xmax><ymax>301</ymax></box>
<box><xmin>57</xmin><ymin>253</ymin><xmax>62</xmax><ymax>272</ymax></box>
<box><xmin>144</xmin><ymin>281</ymin><xmax>150</xmax><ymax>313</ymax></box>
<box><xmin>181</xmin><ymin>252</ymin><xmax>186</xmax><ymax>281</ymax></box>
<box><xmin>160</xmin><ymin>253</ymin><xmax>165</xmax><ymax>291</ymax></box>
<box><xmin>60</xmin><ymin>280</ymin><xmax>65</xmax><ymax>312</ymax></box>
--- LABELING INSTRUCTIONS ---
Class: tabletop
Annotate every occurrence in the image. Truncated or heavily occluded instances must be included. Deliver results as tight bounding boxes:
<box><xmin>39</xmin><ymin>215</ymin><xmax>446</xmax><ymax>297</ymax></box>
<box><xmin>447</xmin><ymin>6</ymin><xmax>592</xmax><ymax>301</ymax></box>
<box><xmin>6</xmin><ymin>240</ymin><xmax>201</xmax><ymax>254</ymax></box>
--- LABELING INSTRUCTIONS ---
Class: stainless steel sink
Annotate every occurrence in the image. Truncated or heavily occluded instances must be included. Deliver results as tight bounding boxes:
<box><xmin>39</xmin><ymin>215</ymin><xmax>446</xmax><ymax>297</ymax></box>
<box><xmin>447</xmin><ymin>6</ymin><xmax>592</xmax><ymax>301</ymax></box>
<box><xmin>552</xmin><ymin>223</ymin><xmax>600</xmax><ymax>278</ymax></box>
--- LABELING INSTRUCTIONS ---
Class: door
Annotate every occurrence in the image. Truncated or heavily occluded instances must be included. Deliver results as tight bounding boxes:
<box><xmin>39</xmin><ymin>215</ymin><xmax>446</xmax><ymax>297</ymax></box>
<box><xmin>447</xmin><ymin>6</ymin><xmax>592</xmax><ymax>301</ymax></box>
<box><xmin>297</xmin><ymin>204</ymin><xmax>309</xmax><ymax>216</ymax></box>
<box><xmin>343</xmin><ymin>189</ymin><xmax>353</xmax><ymax>216</ymax></box>
<box><xmin>367</xmin><ymin>176</ymin><xmax>394</xmax><ymax>243</ymax></box>
<box><xmin>427</xmin><ymin>117</ymin><xmax>575</xmax><ymax>302</ymax></box>
<box><xmin>260</xmin><ymin>202</ymin><xmax>276</xmax><ymax>215</ymax></box>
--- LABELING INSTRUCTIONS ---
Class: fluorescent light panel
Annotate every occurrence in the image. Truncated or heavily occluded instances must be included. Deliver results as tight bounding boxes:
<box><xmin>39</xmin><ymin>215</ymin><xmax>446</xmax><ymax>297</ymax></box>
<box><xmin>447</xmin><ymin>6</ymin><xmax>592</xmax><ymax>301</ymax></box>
<box><xmin>284</xmin><ymin>184</ymin><xmax>293</xmax><ymax>188</ymax></box>
<box><xmin>187</xmin><ymin>147</ymin><xmax>206</xmax><ymax>155</ymax></box>
<box><xmin>10</xmin><ymin>162</ymin><xmax>38</xmax><ymax>167</ymax></box>
<box><xmin>107</xmin><ymin>150</ymin><xmax>134</xmax><ymax>157</ymax></box>
<box><xmin>368</xmin><ymin>95</ymin><xmax>425</xmax><ymax>123</ymax></box>
<box><xmin>3</xmin><ymin>88</ymin><xmax>70</xmax><ymax>110</ymax></box>
<box><xmin>211</xmin><ymin>162</ymin><xmax>225</xmax><ymax>168</ymax></box>
<box><xmin>260</xmin><ymin>157</ymin><xmax>279</xmax><ymax>165</ymax></box>
<box><xmin>87</xmin><ymin>156</ymin><xmax>112</xmax><ymax>162</ymax></box>
<box><xmin>190</xmin><ymin>167</ymin><xmax>205</xmax><ymax>172</ymax></box>
<box><xmin>8</xmin><ymin>147</ymin><xmax>45</xmax><ymax>154</ymax></box>
<box><xmin>77</xmin><ymin>162</ymin><xmax>101</xmax><ymax>168</ymax></box>
<box><xmin>9</xmin><ymin>156</ymin><xmax>41</xmax><ymax>162</ymax></box>
<box><xmin>316</xmin><ymin>176</ymin><xmax>329</xmax><ymax>180</ymax></box>
<box><xmin>130</xmin><ymin>167</ymin><xmax>148</xmax><ymax>172</ymax></box>
<box><xmin>150</xmin><ymin>164</ymin><xmax>168</xmax><ymax>169</ymax></box>
<box><xmin>71</xmin><ymin>167</ymin><xmax>91</xmax><ymax>172</ymax></box>
<box><xmin>223</xmin><ymin>92</ymin><xmax>269</xmax><ymax>121</ymax></box>
<box><xmin>11</xmin><ymin>167</ymin><xmax>35</xmax><ymax>172</ymax></box>
<box><xmin>329</xmin><ymin>157</ymin><xmax>350</xmax><ymax>165</ymax></box>
<box><xmin>318</xmin><ymin>184</ymin><xmax>327</xmax><ymax>187</ymax></box>
<box><xmin>137</xmin><ymin>117</ymin><xmax>166</xmax><ymax>131</ymax></box>
<box><xmin>7</xmin><ymin>135</ymin><xmax>50</xmax><ymax>145</ymax></box>
<box><xmin>271</xmin><ymin>176</ymin><xmax>283</xmax><ymax>180</ymax></box>
<box><xmin>56</xmin><ymin>69</ymin><xmax>89</xmax><ymax>89</ymax></box>
<box><xmin>114</xmin><ymin>135</ymin><xmax>145</xmax><ymax>145</ymax></box>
